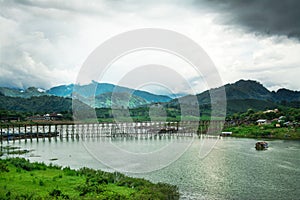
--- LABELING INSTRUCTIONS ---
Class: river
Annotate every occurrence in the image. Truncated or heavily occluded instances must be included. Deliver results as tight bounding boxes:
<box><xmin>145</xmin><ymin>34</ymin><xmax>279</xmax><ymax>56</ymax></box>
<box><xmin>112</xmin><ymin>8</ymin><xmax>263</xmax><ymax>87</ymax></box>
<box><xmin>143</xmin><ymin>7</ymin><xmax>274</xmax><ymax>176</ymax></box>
<box><xmin>1</xmin><ymin>137</ymin><xmax>299</xmax><ymax>199</ymax></box>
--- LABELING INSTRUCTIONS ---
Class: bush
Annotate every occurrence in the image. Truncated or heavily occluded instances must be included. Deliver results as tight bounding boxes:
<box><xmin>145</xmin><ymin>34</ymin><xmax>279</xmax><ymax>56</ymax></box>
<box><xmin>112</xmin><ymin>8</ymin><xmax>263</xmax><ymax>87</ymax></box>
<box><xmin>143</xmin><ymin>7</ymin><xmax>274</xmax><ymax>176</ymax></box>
<box><xmin>76</xmin><ymin>182</ymin><xmax>106</xmax><ymax>196</ymax></box>
<box><xmin>49</xmin><ymin>189</ymin><xmax>69</xmax><ymax>199</ymax></box>
<box><xmin>63</xmin><ymin>166</ymin><xmax>77</xmax><ymax>176</ymax></box>
<box><xmin>78</xmin><ymin>167</ymin><xmax>96</xmax><ymax>177</ymax></box>
<box><xmin>8</xmin><ymin>158</ymin><xmax>46</xmax><ymax>171</ymax></box>
<box><xmin>39</xmin><ymin>179</ymin><xmax>45</xmax><ymax>186</ymax></box>
<box><xmin>0</xmin><ymin>162</ymin><xmax>9</xmax><ymax>172</ymax></box>
<box><xmin>49</xmin><ymin>189</ymin><xmax>61</xmax><ymax>197</ymax></box>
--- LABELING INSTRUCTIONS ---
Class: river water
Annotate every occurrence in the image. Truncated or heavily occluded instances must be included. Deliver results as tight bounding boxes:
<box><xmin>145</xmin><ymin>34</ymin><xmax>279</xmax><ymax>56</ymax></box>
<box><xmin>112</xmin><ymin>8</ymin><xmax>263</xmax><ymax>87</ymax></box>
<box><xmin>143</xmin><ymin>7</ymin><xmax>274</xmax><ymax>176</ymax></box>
<box><xmin>1</xmin><ymin>137</ymin><xmax>299</xmax><ymax>199</ymax></box>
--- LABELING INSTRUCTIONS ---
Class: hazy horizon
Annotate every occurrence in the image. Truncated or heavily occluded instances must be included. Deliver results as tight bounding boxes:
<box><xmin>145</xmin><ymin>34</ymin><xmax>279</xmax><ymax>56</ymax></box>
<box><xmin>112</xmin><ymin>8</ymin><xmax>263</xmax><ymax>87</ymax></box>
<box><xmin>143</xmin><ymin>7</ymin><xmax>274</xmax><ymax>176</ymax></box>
<box><xmin>1</xmin><ymin>79</ymin><xmax>299</xmax><ymax>99</ymax></box>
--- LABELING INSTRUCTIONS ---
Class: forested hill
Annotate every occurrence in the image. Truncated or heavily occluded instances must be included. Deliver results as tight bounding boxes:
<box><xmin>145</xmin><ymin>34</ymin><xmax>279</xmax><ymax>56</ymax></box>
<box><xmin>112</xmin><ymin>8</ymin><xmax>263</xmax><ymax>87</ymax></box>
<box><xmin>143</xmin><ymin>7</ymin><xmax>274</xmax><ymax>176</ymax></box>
<box><xmin>0</xmin><ymin>95</ymin><xmax>89</xmax><ymax>113</ymax></box>
<box><xmin>194</xmin><ymin>80</ymin><xmax>300</xmax><ymax>104</ymax></box>
<box><xmin>0</xmin><ymin>82</ymin><xmax>172</xmax><ymax>109</ymax></box>
<box><xmin>0</xmin><ymin>80</ymin><xmax>299</xmax><ymax>117</ymax></box>
<box><xmin>168</xmin><ymin>80</ymin><xmax>300</xmax><ymax>114</ymax></box>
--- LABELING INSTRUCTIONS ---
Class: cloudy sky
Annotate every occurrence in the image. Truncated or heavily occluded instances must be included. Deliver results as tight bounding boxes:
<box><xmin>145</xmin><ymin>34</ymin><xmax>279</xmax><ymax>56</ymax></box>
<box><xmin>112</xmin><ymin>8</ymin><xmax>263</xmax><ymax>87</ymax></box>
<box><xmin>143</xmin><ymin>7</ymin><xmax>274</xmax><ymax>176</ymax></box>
<box><xmin>0</xmin><ymin>0</ymin><xmax>299</xmax><ymax>95</ymax></box>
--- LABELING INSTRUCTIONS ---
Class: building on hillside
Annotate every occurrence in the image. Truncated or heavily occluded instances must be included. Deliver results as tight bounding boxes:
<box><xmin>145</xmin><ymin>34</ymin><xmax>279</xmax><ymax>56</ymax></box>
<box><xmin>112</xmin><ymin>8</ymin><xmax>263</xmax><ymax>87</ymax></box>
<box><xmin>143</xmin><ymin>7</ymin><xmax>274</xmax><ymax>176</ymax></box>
<box><xmin>263</xmin><ymin>109</ymin><xmax>279</xmax><ymax>114</ymax></box>
<box><xmin>278</xmin><ymin>116</ymin><xmax>286</xmax><ymax>123</ymax></box>
<box><xmin>27</xmin><ymin>113</ymin><xmax>63</xmax><ymax>121</ymax></box>
<box><xmin>256</xmin><ymin>119</ymin><xmax>268</xmax><ymax>125</ymax></box>
<box><xmin>44</xmin><ymin>113</ymin><xmax>63</xmax><ymax>120</ymax></box>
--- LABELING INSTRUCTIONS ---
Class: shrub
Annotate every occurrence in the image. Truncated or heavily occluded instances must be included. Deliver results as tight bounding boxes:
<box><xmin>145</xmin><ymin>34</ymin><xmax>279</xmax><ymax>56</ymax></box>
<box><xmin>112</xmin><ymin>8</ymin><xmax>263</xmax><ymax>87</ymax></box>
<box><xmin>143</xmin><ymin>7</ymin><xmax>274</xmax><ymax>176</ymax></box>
<box><xmin>0</xmin><ymin>162</ymin><xmax>9</xmax><ymax>172</ymax></box>
<box><xmin>39</xmin><ymin>179</ymin><xmax>44</xmax><ymax>186</ymax></box>
<box><xmin>49</xmin><ymin>189</ymin><xmax>69</xmax><ymax>199</ymax></box>
<box><xmin>8</xmin><ymin>158</ymin><xmax>46</xmax><ymax>171</ymax></box>
<box><xmin>63</xmin><ymin>166</ymin><xmax>77</xmax><ymax>176</ymax></box>
<box><xmin>49</xmin><ymin>189</ymin><xmax>61</xmax><ymax>197</ymax></box>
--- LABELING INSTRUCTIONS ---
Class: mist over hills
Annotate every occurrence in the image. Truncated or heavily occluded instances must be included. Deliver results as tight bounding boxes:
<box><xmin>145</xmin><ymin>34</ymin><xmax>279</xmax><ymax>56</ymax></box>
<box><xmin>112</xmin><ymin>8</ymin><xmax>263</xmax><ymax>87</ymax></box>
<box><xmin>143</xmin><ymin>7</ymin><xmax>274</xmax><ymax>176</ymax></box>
<box><xmin>0</xmin><ymin>79</ymin><xmax>299</xmax><ymax>115</ymax></box>
<box><xmin>0</xmin><ymin>81</ymin><xmax>172</xmax><ymax>109</ymax></box>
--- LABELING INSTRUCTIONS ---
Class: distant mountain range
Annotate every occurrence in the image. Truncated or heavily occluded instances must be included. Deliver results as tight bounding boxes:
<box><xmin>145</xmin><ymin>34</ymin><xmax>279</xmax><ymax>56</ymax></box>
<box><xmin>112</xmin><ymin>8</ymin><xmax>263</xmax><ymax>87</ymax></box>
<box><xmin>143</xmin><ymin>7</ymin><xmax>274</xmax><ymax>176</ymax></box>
<box><xmin>0</xmin><ymin>81</ymin><xmax>172</xmax><ymax>109</ymax></box>
<box><xmin>170</xmin><ymin>80</ymin><xmax>300</xmax><ymax>114</ymax></box>
<box><xmin>0</xmin><ymin>79</ymin><xmax>299</xmax><ymax>114</ymax></box>
<box><xmin>193</xmin><ymin>79</ymin><xmax>300</xmax><ymax>103</ymax></box>
<box><xmin>0</xmin><ymin>87</ymin><xmax>46</xmax><ymax>99</ymax></box>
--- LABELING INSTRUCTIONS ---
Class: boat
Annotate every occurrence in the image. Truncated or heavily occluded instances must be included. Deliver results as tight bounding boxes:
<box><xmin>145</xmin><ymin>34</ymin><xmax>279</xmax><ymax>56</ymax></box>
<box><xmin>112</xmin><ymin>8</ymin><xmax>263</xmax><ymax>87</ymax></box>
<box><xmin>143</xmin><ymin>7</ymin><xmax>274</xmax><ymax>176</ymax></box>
<box><xmin>220</xmin><ymin>132</ymin><xmax>232</xmax><ymax>137</ymax></box>
<box><xmin>255</xmin><ymin>141</ymin><xmax>268</xmax><ymax>150</ymax></box>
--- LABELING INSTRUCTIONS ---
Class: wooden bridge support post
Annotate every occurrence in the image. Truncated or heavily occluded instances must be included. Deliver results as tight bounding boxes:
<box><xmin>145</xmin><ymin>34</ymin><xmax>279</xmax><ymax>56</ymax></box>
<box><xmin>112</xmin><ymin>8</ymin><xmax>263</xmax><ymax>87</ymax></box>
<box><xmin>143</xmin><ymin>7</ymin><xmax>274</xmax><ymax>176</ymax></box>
<box><xmin>12</xmin><ymin>124</ymin><xmax>15</xmax><ymax>143</ymax></box>
<box><xmin>36</xmin><ymin>124</ymin><xmax>39</xmax><ymax>142</ymax></box>
<box><xmin>66</xmin><ymin>124</ymin><xmax>69</xmax><ymax>139</ymax></box>
<box><xmin>30</xmin><ymin>124</ymin><xmax>33</xmax><ymax>142</ymax></box>
<box><xmin>71</xmin><ymin>124</ymin><xmax>74</xmax><ymax>139</ymax></box>
<box><xmin>59</xmin><ymin>124</ymin><xmax>63</xmax><ymax>141</ymax></box>
<box><xmin>18</xmin><ymin>125</ymin><xmax>21</xmax><ymax>143</ymax></box>
<box><xmin>0</xmin><ymin>126</ymin><xmax>2</xmax><ymax>144</ymax></box>
<box><xmin>54</xmin><ymin>124</ymin><xmax>58</xmax><ymax>142</ymax></box>
<box><xmin>42</xmin><ymin>125</ymin><xmax>45</xmax><ymax>142</ymax></box>
<box><xmin>24</xmin><ymin>125</ymin><xmax>28</xmax><ymax>143</ymax></box>
<box><xmin>48</xmin><ymin>124</ymin><xmax>51</xmax><ymax>141</ymax></box>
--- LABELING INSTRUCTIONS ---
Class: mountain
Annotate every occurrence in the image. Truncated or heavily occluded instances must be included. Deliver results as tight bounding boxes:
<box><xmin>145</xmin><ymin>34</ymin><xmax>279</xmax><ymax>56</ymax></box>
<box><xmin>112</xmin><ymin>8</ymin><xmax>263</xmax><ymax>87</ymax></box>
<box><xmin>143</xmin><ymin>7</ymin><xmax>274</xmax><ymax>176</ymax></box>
<box><xmin>0</xmin><ymin>81</ymin><xmax>172</xmax><ymax>109</ymax></box>
<box><xmin>0</xmin><ymin>79</ymin><xmax>299</xmax><ymax>116</ymax></box>
<box><xmin>46</xmin><ymin>84</ymin><xmax>74</xmax><ymax>97</ymax></box>
<box><xmin>224</xmin><ymin>80</ymin><xmax>273</xmax><ymax>101</ymax></box>
<box><xmin>46</xmin><ymin>81</ymin><xmax>172</xmax><ymax>107</ymax></box>
<box><xmin>0</xmin><ymin>95</ymin><xmax>71</xmax><ymax>113</ymax></box>
<box><xmin>0</xmin><ymin>87</ymin><xmax>47</xmax><ymax>98</ymax></box>
<box><xmin>169</xmin><ymin>79</ymin><xmax>300</xmax><ymax>114</ymax></box>
<box><xmin>194</xmin><ymin>80</ymin><xmax>300</xmax><ymax>103</ymax></box>
<box><xmin>74</xmin><ymin>92</ymin><xmax>149</xmax><ymax>109</ymax></box>
<box><xmin>272</xmin><ymin>88</ymin><xmax>300</xmax><ymax>102</ymax></box>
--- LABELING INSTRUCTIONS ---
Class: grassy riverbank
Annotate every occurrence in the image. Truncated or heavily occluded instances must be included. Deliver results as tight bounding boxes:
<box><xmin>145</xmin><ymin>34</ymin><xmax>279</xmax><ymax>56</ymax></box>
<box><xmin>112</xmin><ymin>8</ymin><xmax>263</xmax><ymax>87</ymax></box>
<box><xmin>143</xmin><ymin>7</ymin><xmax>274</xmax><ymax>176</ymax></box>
<box><xmin>0</xmin><ymin>158</ymin><xmax>179</xmax><ymax>200</ymax></box>
<box><xmin>223</xmin><ymin>124</ymin><xmax>300</xmax><ymax>140</ymax></box>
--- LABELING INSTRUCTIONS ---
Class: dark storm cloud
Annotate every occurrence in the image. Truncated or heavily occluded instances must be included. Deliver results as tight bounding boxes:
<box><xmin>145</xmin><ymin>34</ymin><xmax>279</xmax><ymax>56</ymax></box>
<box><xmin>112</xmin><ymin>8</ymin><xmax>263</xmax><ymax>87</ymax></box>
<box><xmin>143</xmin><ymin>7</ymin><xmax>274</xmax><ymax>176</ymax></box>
<box><xmin>199</xmin><ymin>0</ymin><xmax>300</xmax><ymax>40</ymax></box>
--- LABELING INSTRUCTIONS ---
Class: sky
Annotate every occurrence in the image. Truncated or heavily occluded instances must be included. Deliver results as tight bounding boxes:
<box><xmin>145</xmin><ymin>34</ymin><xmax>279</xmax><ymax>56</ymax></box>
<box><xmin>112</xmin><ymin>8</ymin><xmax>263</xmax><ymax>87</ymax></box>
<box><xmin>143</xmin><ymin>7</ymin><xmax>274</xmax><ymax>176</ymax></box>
<box><xmin>0</xmin><ymin>0</ymin><xmax>300</xmax><ymax>95</ymax></box>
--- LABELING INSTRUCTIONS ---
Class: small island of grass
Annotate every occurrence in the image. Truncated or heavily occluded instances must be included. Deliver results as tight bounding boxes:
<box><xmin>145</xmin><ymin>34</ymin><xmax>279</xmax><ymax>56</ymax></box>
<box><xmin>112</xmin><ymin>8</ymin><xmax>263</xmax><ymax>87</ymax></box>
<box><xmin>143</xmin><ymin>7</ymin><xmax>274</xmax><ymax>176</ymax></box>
<box><xmin>0</xmin><ymin>158</ymin><xmax>179</xmax><ymax>200</ymax></box>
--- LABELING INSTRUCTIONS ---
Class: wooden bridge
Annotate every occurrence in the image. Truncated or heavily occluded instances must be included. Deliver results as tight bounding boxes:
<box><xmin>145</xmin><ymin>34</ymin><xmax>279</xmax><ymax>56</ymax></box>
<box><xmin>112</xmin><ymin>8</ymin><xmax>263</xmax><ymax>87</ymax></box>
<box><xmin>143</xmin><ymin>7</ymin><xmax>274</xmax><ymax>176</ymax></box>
<box><xmin>0</xmin><ymin>120</ymin><xmax>225</xmax><ymax>142</ymax></box>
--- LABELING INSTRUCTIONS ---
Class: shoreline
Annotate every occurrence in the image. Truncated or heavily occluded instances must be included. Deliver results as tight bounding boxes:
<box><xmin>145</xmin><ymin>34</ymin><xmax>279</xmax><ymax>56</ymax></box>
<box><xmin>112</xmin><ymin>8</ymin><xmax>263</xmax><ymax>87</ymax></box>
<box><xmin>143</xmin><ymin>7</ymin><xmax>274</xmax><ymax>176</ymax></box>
<box><xmin>226</xmin><ymin>134</ymin><xmax>300</xmax><ymax>141</ymax></box>
<box><xmin>223</xmin><ymin>124</ymin><xmax>300</xmax><ymax>141</ymax></box>
<box><xmin>0</xmin><ymin>158</ymin><xmax>180</xmax><ymax>199</ymax></box>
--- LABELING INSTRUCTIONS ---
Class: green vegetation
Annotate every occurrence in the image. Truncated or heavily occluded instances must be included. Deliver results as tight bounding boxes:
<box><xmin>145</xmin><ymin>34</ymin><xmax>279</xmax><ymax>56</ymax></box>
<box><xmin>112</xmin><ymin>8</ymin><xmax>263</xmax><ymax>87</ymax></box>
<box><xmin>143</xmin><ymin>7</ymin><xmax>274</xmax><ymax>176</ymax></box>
<box><xmin>1</xmin><ymin>79</ymin><xmax>300</xmax><ymax>123</ymax></box>
<box><xmin>0</xmin><ymin>95</ymin><xmax>72</xmax><ymax>113</ymax></box>
<box><xmin>226</xmin><ymin>107</ymin><xmax>300</xmax><ymax>122</ymax></box>
<box><xmin>0</xmin><ymin>158</ymin><xmax>179</xmax><ymax>200</ymax></box>
<box><xmin>223</xmin><ymin>124</ymin><xmax>300</xmax><ymax>140</ymax></box>
<box><xmin>224</xmin><ymin>108</ymin><xmax>300</xmax><ymax>140</ymax></box>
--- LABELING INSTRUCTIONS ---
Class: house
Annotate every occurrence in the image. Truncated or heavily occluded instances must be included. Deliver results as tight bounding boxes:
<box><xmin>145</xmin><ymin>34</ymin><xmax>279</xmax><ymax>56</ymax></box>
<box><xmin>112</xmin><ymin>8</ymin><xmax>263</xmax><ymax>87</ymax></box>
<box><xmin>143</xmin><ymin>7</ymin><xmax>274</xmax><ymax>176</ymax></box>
<box><xmin>27</xmin><ymin>113</ymin><xmax>63</xmax><ymax>121</ymax></box>
<box><xmin>278</xmin><ymin>116</ymin><xmax>286</xmax><ymax>123</ymax></box>
<box><xmin>256</xmin><ymin>119</ymin><xmax>268</xmax><ymax>125</ymax></box>
<box><xmin>44</xmin><ymin>113</ymin><xmax>63</xmax><ymax>121</ymax></box>
<box><xmin>263</xmin><ymin>109</ymin><xmax>279</xmax><ymax>114</ymax></box>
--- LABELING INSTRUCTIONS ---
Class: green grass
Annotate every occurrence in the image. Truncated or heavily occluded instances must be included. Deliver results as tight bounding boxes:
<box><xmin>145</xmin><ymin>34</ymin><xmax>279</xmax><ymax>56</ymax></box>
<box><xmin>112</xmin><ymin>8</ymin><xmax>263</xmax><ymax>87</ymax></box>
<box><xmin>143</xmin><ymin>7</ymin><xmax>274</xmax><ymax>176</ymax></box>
<box><xmin>223</xmin><ymin>124</ymin><xmax>300</xmax><ymax>140</ymax></box>
<box><xmin>0</xmin><ymin>158</ymin><xmax>180</xmax><ymax>200</ymax></box>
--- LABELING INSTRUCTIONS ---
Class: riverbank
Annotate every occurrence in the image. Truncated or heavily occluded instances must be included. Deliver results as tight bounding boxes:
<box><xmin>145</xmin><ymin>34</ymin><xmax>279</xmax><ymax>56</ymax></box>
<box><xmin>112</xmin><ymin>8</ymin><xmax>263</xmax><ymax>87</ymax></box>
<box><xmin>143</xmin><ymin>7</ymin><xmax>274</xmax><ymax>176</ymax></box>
<box><xmin>0</xmin><ymin>158</ymin><xmax>179</xmax><ymax>200</ymax></box>
<box><xmin>223</xmin><ymin>124</ymin><xmax>300</xmax><ymax>140</ymax></box>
